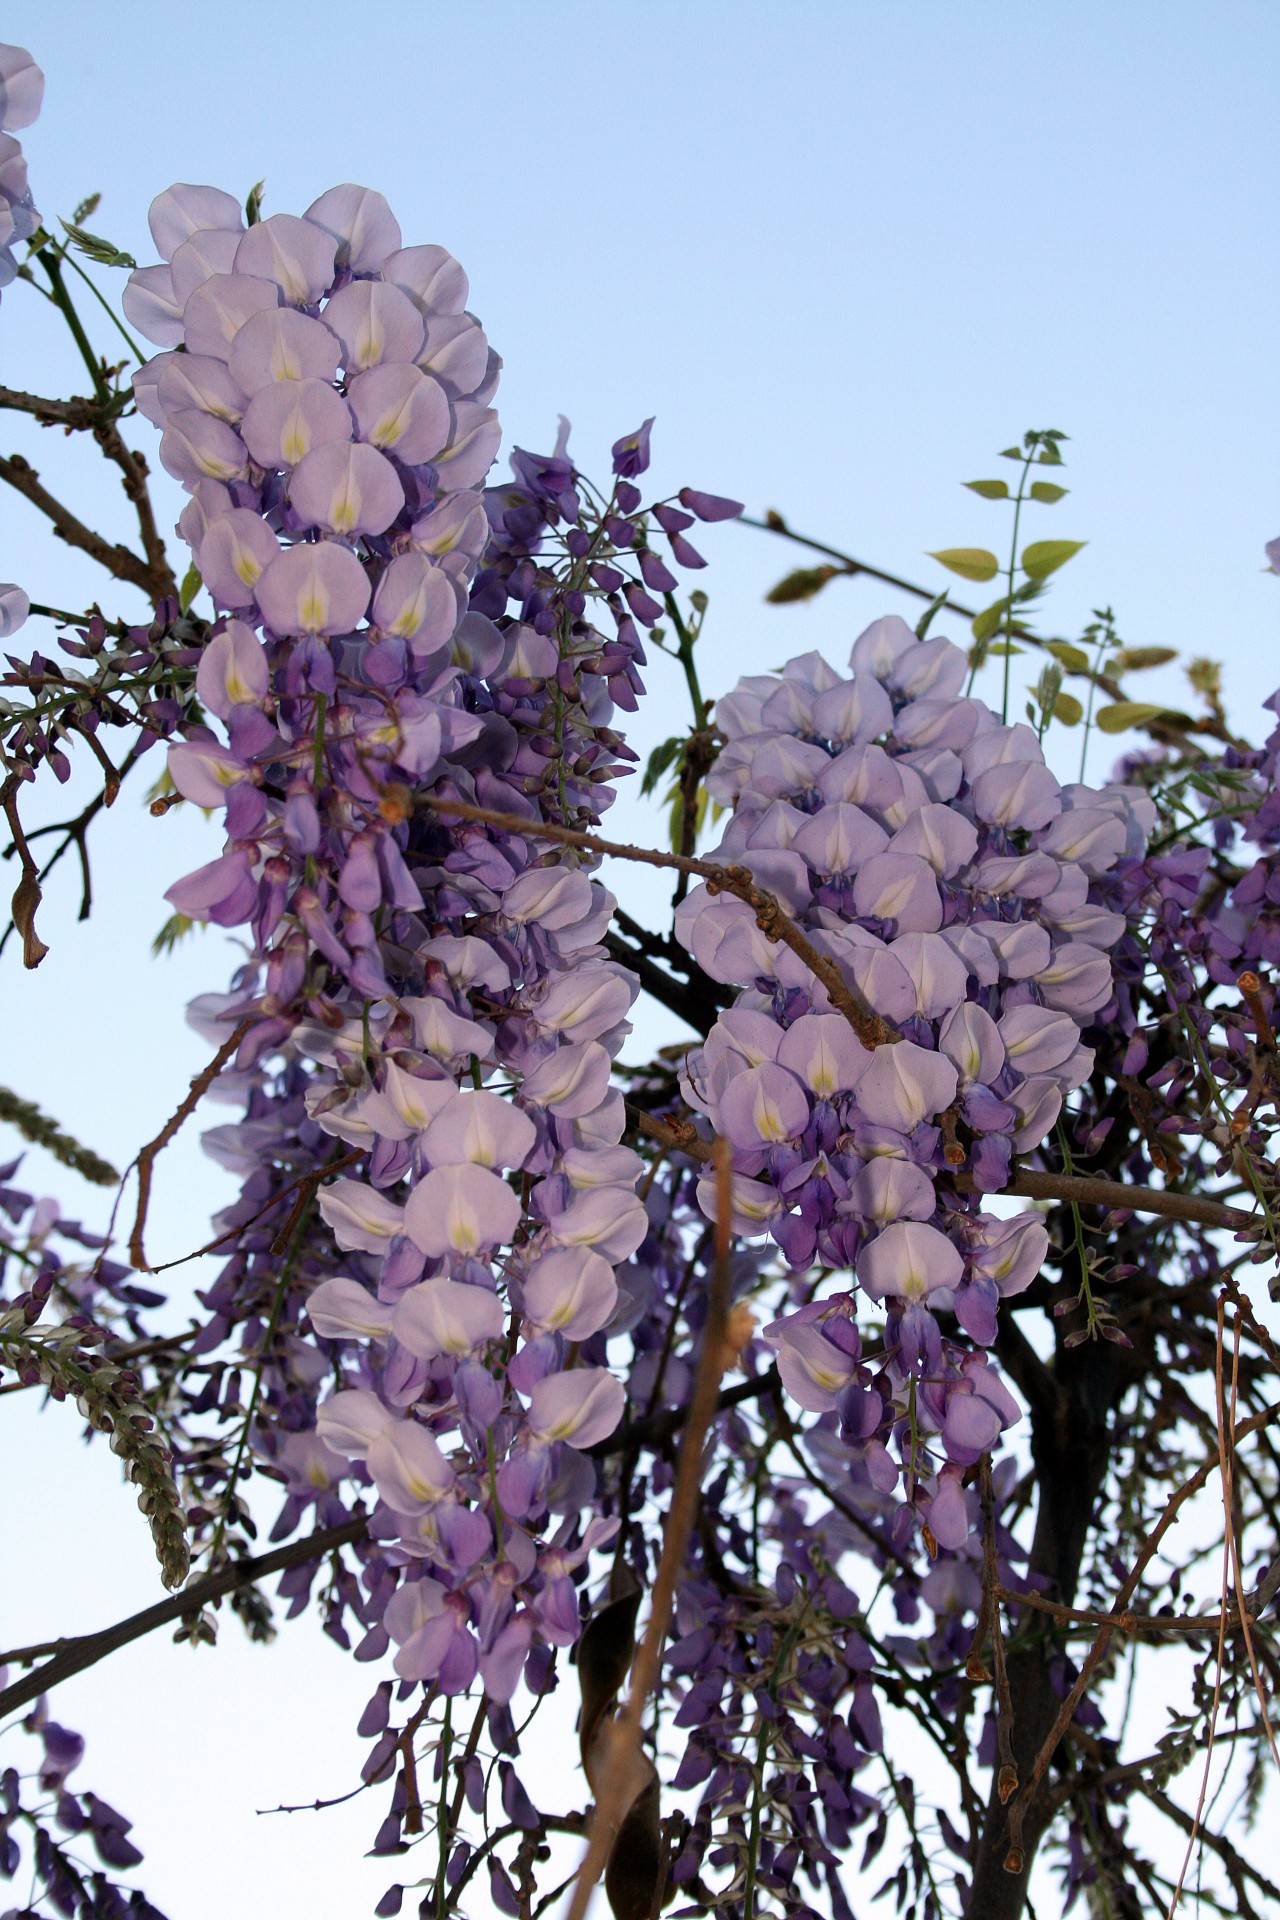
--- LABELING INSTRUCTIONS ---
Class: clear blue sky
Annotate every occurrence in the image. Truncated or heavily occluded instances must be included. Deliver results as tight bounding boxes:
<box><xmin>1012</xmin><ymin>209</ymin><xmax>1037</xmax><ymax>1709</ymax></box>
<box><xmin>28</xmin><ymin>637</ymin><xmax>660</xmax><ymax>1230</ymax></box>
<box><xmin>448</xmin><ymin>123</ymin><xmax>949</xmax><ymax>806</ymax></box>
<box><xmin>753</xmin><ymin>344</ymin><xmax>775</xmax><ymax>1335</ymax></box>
<box><xmin>2</xmin><ymin>4</ymin><xmax>1276</xmax><ymax>1914</ymax></box>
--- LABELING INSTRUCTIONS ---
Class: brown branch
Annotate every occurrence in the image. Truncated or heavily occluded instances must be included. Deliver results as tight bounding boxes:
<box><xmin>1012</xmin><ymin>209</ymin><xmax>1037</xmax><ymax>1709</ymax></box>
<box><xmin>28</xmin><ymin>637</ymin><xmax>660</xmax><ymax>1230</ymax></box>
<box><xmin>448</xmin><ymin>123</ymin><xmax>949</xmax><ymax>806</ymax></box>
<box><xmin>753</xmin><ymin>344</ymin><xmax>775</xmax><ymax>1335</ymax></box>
<box><xmin>128</xmin><ymin>1021</ymin><xmax>254</xmax><ymax>1271</ymax></box>
<box><xmin>142</xmin><ymin>1145</ymin><xmax>364</xmax><ymax>1275</ymax></box>
<box><xmin>996</xmin><ymin>1584</ymin><xmax>1262</xmax><ymax>1640</ymax></box>
<box><xmin>420</xmin><ymin>794</ymin><xmax>898</xmax><ymax>1049</ymax></box>
<box><xmin>0</xmin><ymin>1515</ymin><xmax>370</xmax><ymax>1721</ymax></box>
<box><xmin>0</xmin><ymin>451</ymin><xmax>163</xmax><ymax>600</ymax></box>
<box><xmin>634</xmin><ymin>1103</ymin><xmax>1259</xmax><ymax>1235</ymax></box>
<box><xmin>564</xmin><ymin>1138</ymin><xmax>736</xmax><ymax>1920</ymax></box>
<box><xmin>980</xmin><ymin>1458</ymin><xmax>1019</xmax><ymax>1817</ymax></box>
<box><xmin>1002</xmin><ymin>1395</ymin><xmax>1280</xmax><ymax>1864</ymax></box>
<box><xmin>0</xmin><ymin>775</ymin><xmax>49</xmax><ymax>967</ymax></box>
<box><xmin>95</xmin><ymin>422</ymin><xmax>178</xmax><ymax>604</ymax></box>
<box><xmin>0</xmin><ymin>385</ymin><xmax>103</xmax><ymax>429</ymax></box>
<box><xmin>976</xmin><ymin>1167</ymin><xmax>1258</xmax><ymax>1233</ymax></box>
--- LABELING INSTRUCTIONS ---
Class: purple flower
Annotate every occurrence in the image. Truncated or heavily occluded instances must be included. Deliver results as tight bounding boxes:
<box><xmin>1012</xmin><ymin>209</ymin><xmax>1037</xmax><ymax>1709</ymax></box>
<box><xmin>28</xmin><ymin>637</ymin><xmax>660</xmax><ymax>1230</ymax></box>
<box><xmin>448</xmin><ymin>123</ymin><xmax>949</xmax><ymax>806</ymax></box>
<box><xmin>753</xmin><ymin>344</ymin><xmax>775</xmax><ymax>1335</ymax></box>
<box><xmin>611</xmin><ymin>417</ymin><xmax>653</xmax><ymax>477</ymax></box>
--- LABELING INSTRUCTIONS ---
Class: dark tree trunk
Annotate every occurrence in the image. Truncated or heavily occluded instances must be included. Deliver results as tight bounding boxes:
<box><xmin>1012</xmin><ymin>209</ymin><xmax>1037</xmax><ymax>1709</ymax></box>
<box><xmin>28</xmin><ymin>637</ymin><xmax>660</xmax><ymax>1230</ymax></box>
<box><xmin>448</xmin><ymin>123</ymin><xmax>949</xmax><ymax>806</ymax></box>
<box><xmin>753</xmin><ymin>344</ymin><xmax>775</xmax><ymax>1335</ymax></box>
<box><xmin>964</xmin><ymin>1334</ymin><xmax>1129</xmax><ymax>1917</ymax></box>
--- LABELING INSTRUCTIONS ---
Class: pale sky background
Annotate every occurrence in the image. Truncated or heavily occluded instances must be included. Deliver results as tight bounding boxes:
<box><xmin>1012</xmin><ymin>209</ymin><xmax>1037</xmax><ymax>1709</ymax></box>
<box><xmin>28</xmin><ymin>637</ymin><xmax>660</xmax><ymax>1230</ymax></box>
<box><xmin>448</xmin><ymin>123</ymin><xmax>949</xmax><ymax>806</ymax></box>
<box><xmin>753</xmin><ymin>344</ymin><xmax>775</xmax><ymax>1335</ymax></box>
<box><xmin>1</xmin><ymin>2</ymin><xmax>1277</xmax><ymax>1915</ymax></box>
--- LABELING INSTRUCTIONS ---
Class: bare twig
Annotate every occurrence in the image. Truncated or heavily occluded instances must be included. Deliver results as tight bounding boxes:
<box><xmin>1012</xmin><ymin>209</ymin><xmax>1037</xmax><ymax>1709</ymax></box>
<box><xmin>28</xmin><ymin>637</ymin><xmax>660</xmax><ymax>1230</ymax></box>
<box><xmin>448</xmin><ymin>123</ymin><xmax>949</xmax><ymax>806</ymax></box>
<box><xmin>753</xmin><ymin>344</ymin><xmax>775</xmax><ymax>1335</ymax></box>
<box><xmin>128</xmin><ymin>1020</ymin><xmax>253</xmax><ymax>1271</ymax></box>
<box><xmin>420</xmin><ymin>794</ymin><xmax>898</xmax><ymax>1049</ymax></box>
<box><xmin>1002</xmin><ymin>1396</ymin><xmax>1280</xmax><ymax>1864</ymax></box>
<box><xmin>563</xmin><ymin>1138</ymin><xmax>737</xmax><ymax>1920</ymax></box>
<box><xmin>633</xmin><ymin>1101</ymin><xmax>1260</xmax><ymax>1234</ymax></box>
<box><xmin>0</xmin><ymin>1514</ymin><xmax>370</xmax><ymax>1720</ymax></box>
<box><xmin>979</xmin><ymin>1458</ymin><xmax>1019</xmax><ymax>1817</ymax></box>
<box><xmin>0</xmin><ymin>451</ymin><xmax>163</xmax><ymax>600</ymax></box>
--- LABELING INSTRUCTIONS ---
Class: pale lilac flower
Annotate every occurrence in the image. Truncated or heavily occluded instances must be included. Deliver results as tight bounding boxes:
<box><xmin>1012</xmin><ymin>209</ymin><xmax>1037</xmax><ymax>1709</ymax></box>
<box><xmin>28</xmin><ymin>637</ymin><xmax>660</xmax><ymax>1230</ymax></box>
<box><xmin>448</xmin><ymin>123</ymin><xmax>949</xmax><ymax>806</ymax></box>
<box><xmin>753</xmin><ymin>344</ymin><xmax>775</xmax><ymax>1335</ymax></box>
<box><xmin>154</xmin><ymin>350</ymin><xmax>246</xmax><ymax>423</ymax></box>
<box><xmin>167</xmin><ymin>740</ymin><xmax>252</xmax><ymax>808</ymax></box>
<box><xmin>159</xmin><ymin>409</ymin><xmax>249</xmax><ymax>487</ymax></box>
<box><xmin>968</xmin><ymin>1213</ymin><xmax>1048</xmax><ymax>1297</ymax></box>
<box><xmin>939</xmin><ymin>1003</ymin><xmax>1005</xmax><ymax>1087</ymax></box>
<box><xmin>392</xmin><ymin>1279</ymin><xmax>505</xmax><ymax>1358</ymax></box>
<box><xmin>323</xmin><ymin>278</ymin><xmax>425</xmax><ymax>371</ymax></box>
<box><xmin>718</xmin><ymin>1062</ymin><xmax>810</xmax><ymax>1147</ymax></box>
<box><xmin>525</xmin><ymin>1368</ymin><xmax>625</xmax><ymax>1447</ymax></box>
<box><xmin>366</xmin><ymin>1421</ymin><xmax>456</xmax><ymax>1512</ymax></box>
<box><xmin>859</xmin><ymin>1222</ymin><xmax>964</xmax><ymax>1303</ymax></box>
<box><xmin>997</xmin><ymin>1004</ymin><xmax>1081</xmax><ymax>1077</ymax></box>
<box><xmin>288</xmin><ymin>440</ymin><xmax>404</xmax><ymax>537</ymax></box>
<box><xmin>844</xmin><ymin>1158</ymin><xmax>936</xmax><ymax>1226</ymax></box>
<box><xmin>227</xmin><ymin>306</ymin><xmax>342</xmax><ymax>391</ymax></box>
<box><xmin>147</xmin><ymin>182</ymin><xmax>243</xmax><ymax>259</ymax></box>
<box><xmin>767</xmin><ymin>1316</ymin><xmax>861</xmax><ymax>1412</ymax></box>
<box><xmin>348</xmin><ymin>362</ymin><xmax>449</xmax><ymax>462</ymax></box>
<box><xmin>316</xmin><ymin>1177</ymin><xmax>405</xmax><ymax>1254</ymax></box>
<box><xmin>169</xmin><ymin>226</ymin><xmax>242</xmax><ymax>306</ymax></box>
<box><xmin>316</xmin><ymin>1387</ymin><xmax>398</xmax><ymax>1459</ymax></box>
<box><xmin>305</xmin><ymin>1277</ymin><xmax>396</xmax><ymax>1342</ymax></box>
<box><xmin>163</xmin><ymin>847</ymin><xmax>257</xmax><ymax>924</ymax></box>
<box><xmin>382</xmin><ymin>242</ymin><xmax>469</xmax><ymax>313</ymax></box>
<box><xmin>521</xmin><ymin>1248</ymin><xmax>618</xmax><ymax>1340</ymax></box>
<box><xmin>240</xmin><ymin>377</ymin><xmax>352</xmax><ymax>469</ymax></box>
<box><xmin>419</xmin><ymin>1090</ymin><xmax>536</xmax><ymax>1170</ymax></box>
<box><xmin>304</xmin><ymin>184</ymin><xmax>402</xmax><ymax>273</ymax></box>
<box><xmin>854</xmin><ymin>1041</ymin><xmax>958</xmax><ymax>1132</ymax></box>
<box><xmin>542</xmin><ymin>1186</ymin><xmax>648</xmax><ymax>1263</ymax></box>
<box><xmin>403</xmin><ymin>1163</ymin><xmax>520</xmax><ymax>1257</ymax></box>
<box><xmin>852</xmin><ymin>852</ymin><xmax>943</xmax><ymax>932</ymax></box>
<box><xmin>384</xmin><ymin>1580</ymin><xmax>478</xmax><ymax>1692</ymax></box>
<box><xmin>520</xmin><ymin>1042</ymin><xmax>613</xmax><ymax>1118</ymax></box>
<box><xmin>185</xmin><ymin>627</ymin><xmax>265</xmax><ymax>726</ymax></box>
<box><xmin>0</xmin><ymin>582</ymin><xmax>29</xmax><ymax>638</ymax></box>
<box><xmin>233</xmin><ymin>212</ymin><xmax>336</xmax><ymax>306</ymax></box>
<box><xmin>183</xmin><ymin>272</ymin><xmax>281</xmax><ymax>358</ymax></box>
<box><xmin>253</xmin><ymin>541</ymin><xmax>371</xmax><ymax>636</ymax></box>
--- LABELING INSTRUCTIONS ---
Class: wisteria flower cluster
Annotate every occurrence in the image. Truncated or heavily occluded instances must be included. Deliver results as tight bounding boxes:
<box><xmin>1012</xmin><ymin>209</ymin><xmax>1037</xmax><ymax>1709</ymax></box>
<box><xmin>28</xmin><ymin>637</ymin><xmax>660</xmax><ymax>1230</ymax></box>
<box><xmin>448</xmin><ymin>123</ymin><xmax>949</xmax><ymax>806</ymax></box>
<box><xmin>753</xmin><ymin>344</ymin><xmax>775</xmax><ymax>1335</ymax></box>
<box><xmin>108</xmin><ymin>175</ymin><xmax>741</xmax><ymax>1736</ymax></box>
<box><xmin>676</xmin><ymin>616</ymin><xmax>1153</xmax><ymax>1543</ymax></box>
<box><xmin>0</xmin><ymin>41</ymin><xmax>41</xmax><ymax>302</ymax></box>
<box><xmin>5</xmin><ymin>45</ymin><xmax>1280</xmax><ymax>1920</ymax></box>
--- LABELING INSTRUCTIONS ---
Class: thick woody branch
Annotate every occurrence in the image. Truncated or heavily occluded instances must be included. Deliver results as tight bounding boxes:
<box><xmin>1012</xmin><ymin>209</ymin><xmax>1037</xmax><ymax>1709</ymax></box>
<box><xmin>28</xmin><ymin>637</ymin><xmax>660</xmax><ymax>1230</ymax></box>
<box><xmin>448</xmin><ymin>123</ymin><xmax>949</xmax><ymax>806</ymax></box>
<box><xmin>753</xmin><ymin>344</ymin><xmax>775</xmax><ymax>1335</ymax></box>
<box><xmin>0</xmin><ymin>385</ymin><xmax>103</xmax><ymax>429</ymax></box>
<box><xmin>0</xmin><ymin>1368</ymin><xmax>772</xmax><ymax>1717</ymax></box>
<box><xmin>564</xmin><ymin>1139</ymin><xmax>736</xmax><ymax>1920</ymax></box>
<box><xmin>0</xmin><ymin>1515</ymin><xmax>370</xmax><ymax>1721</ymax></box>
<box><xmin>419</xmin><ymin>793</ymin><xmax>899</xmax><ymax>1049</ymax></box>
<box><xmin>1001</xmin><ymin>1396</ymin><xmax>1280</xmax><ymax>1869</ymax></box>
<box><xmin>0</xmin><ymin>451</ymin><xmax>165</xmax><ymax>602</ymax></box>
<box><xmin>632</xmin><ymin>1103</ymin><xmax>1261</xmax><ymax>1235</ymax></box>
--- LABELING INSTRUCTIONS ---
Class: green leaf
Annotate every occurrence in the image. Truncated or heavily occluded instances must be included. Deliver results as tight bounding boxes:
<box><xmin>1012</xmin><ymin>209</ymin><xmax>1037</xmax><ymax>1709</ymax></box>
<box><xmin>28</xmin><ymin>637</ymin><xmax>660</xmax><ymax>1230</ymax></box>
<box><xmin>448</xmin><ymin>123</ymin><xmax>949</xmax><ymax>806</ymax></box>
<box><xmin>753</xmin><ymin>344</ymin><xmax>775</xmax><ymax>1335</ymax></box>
<box><xmin>1036</xmin><ymin>442</ymin><xmax>1064</xmax><ymax>465</ymax></box>
<box><xmin>971</xmin><ymin>597</ymin><xmax>1012</xmax><ymax>643</ymax></box>
<box><xmin>927</xmin><ymin>547</ymin><xmax>1000</xmax><ymax>583</ymax></box>
<box><xmin>999</xmin><ymin>446</ymin><xmax>1024</xmax><ymax>461</ymax></box>
<box><xmin>641</xmin><ymin>735</ymin><xmax>683</xmax><ymax>797</ymax></box>
<box><xmin>1021</xmin><ymin>539</ymin><xmax>1086</xmax><ymax>580</ymax></box>
<box><xmin>914</xmin><ymin>589</ymin><xmax>951</xmax><ymax>641</ymax></box>
<box><xmin>963</xmin><ymin>479</ymin><xmax>1009</xmax><ymax>500</ymax></box>
<box><xmin>1029</xmin><ymin>481</ymin><xmax>1069</xmax><ymax>503</ymax></box>
<box><xmin>245</xmin><ymin>180</ymin><xmax>266</xmax><ymax>225</ymax></box>
<box><xmin>765</xmin><ymin>565</ymin><xmax>837</xmax><ymax>604</ymax></box>
<box><xmin>58</xmin><ymin>218</ymin><xmax>136</xmax><ymax>269</ymax></box>
<box><xmin>1114</xmin><ymin>645</ymin><xmax>1178</xmax><ymax>671</ymax></box>
<box><xmin>151</xmin><ymin>911</ymin><xmax>197</xmax><ymax>957</ymax></box>
<box><xmin>72</xmin><ymin>192</ymin><xmax>102</xmax><ymax>224</ymax></box>
<box><xmin>1045</xmin><ymin>640</ymin><xmax>1091</xmax><ymax>672</ymax></box>
<box><xmin>986</xmin><ymin>642</ymin><xmax>1024</xmax><ymax>657</ymax></box>
<box><xmin>179</xmin><ymin>563</ymin><xmax>202</xmax><ymax>613</ymax></box>
<box><xmin>1095</xmin><ymin>701</ymin><xmax>1171</xmax><ymax>734</ymax></box>
<box><xmin>1053</xmin><ymin>691</ymin><xmax>1084</xmax><ymax>726</ymax></box>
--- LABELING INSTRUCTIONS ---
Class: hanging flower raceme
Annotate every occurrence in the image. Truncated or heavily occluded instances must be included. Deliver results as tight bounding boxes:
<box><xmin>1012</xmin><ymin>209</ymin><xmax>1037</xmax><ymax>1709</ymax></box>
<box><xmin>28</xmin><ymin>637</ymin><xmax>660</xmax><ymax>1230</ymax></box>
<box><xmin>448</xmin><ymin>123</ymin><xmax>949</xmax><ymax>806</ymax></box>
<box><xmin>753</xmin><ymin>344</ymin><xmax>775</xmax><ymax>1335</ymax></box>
<box><xmin>120</xmin><ymin>180</ymin><xmax>753</xmax><ymax>1741</ymax></box>
<box><xmin>675</xmin><ymin>615</ymin><xmax>1154</xmax><ymax>1536</ymax></box>
<box><xmin>0</xmin><ymin>41</ymin><xmax>42</xmax><ymax>303</ymax></box>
